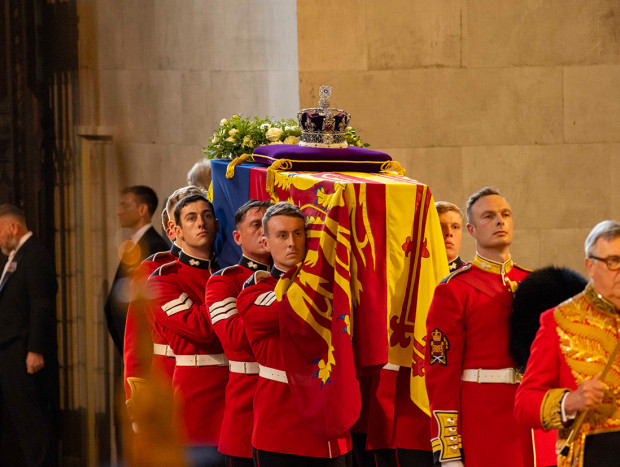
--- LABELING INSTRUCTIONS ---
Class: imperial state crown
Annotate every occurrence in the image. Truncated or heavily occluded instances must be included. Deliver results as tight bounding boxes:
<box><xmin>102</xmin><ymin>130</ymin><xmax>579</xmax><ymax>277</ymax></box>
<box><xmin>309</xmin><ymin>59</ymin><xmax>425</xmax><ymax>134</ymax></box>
<box><xmin>297</xmin><ymin>85</ymin><xmax>351</xmax><ymax>148</ymax></box>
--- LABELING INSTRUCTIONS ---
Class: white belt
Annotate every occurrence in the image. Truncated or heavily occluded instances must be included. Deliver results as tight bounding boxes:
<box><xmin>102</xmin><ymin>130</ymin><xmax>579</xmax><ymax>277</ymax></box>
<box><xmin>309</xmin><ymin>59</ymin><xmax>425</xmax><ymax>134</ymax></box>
<box><xmin>229</xmin><ymin>360</ymin><xmax>259</xmax><ymax>375</ymax></box>
<box><xmin>153</xmin><ymin>343</ymin><xmax>175</xmax><ymax>357</ymax></box>
<box><xmin>383</xmin><ymin>363</ymin><xmax>401</xmax><ymax>372</ymax></box>
<box><xmin>461</xmin><ymin>368</ymin><xmax>521</xmax><ymax>384</ymax></box>
<box><xmin>175</xmin><ymin>353</ymin><xmax>228</xmax><ymax>367</ymax></box>
<box><xmin>258</xmin><ymin>364</ymin><xmax>288</xmax><ymax>383</ymax></box>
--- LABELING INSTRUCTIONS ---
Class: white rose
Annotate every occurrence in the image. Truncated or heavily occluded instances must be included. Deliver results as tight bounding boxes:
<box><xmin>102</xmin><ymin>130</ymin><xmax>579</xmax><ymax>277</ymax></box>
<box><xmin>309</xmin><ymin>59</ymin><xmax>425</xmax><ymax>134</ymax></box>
<box><xmin>266</xmin><ymin>127</ymin><xmax>283</xmax><ymax>142</ymax></box>
<box><xmin>220</xmin><ymin>118</ymin><xmax>228</xmax><ymax>125</ymax></box>
<box><xmin>283</xmin><ymin>135</ymin><xmax>299</xmax><ymax>145</ymax></box>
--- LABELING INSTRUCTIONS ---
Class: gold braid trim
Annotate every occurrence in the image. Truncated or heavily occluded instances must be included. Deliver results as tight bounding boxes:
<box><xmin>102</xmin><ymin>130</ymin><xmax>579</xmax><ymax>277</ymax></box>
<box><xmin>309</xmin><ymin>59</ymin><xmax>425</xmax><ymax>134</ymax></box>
<box><xmin>125</xmin><ymin>377</ymin><xmax>148</xmax><ymax>421</ymax></box>
<box><xmin>225</xmin><ymin>153</ymin><xmax>253</xmax><ymax>179</ymax></box>
<box><xmin>541</xmin><ymin>388</ymin><xmax>569</xmax><ymax>429</ymax></box>
<box><xmin>207</xmin><ymin>181</ymin><xmax>213</xmax><ymax>202</ymax></box>
<box><xmin>554</xmin><ymin>286</ymin><xmax>620</xmax><ymax>466</ymax></box>
<box><xmin>431</xmin><ymin>410</ymin><xmax>462</xmax><ymax>461</ymax></box>
<box><xmin>265</xmin><ymin>159</ymin><xmax>294</xmax><ymax>202</ymax></box>
<box><xmin>379</xmin><ymin>160</ymin><xmax>407</xmax><ymax>176</ymax></box>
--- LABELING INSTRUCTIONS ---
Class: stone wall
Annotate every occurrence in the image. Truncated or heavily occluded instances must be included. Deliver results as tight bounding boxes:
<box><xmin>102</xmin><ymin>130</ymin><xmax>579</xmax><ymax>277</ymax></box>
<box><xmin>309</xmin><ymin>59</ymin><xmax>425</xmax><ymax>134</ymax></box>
<box><xmin>78</xmin><ymin>0</ymin><xmax>299</xmax><ymax>249</ymax></box>
<box><xmin>298</xmin><ymin>0</ymin><xmax>620</xmax><ymax>274</ymax></box>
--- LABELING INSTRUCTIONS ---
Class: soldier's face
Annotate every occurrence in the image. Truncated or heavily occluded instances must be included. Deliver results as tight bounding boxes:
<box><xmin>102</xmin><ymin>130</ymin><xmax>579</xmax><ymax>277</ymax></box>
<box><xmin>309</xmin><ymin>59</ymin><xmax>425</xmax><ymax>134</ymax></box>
<box><xmin>176</xmin><ymin>200</ymin><xmax>218</xmax><ymax>251</ymax></box>
<box><xmin>439</xmin><ymin>211</ymin><xmax>463</xmax><ymax>262</ymax></box>
<box><xmin>466</xmin><ymin>195</ymin><xmax>513</xmax><ymax>252</ymax></box>
<box><xmin>234</xmin><ymin>207</ymin><xmax>268</xmax><ymax>261</ymax></box>
<box><xmin>262</xmin><ymin>215</ymin><xmax>306</xmax><ymax>272</ymax></box>
<box><xmin>0</xmin><ymin>217</ymin><xmax>18</xmax><ymax>256</ymax></box>
<box><xmin>586</xmin><ymin>236</ymin><xmax>620</xmax><ymax>309</ymax></box>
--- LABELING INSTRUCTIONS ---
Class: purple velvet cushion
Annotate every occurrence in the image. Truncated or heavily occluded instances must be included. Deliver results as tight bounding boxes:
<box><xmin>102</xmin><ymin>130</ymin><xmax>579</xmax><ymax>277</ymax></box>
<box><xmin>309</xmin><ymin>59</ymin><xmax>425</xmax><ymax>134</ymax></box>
<box><xmin>252</xmin><ymin>144</ymin><xmax>392</xmax><ymax>172</ymax></box>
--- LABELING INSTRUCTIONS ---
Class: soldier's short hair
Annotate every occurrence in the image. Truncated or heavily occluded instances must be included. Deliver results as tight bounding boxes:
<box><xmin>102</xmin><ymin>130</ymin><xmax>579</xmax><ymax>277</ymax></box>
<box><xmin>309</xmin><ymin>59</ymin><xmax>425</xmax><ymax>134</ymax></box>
<box><xmin>121</xmin><ymin>185</ymin><xmax>159</xmax><ymax>217</ymax></box>
<box><xmin>164</xmin><ymin>186</ymin><xmax>207</xmax><ymax>230</ymax></box>
<box><xmin>235</xmin><ymin>200</ymin><xmax>272</xmax><ymax>227</ymax></box>
<box><xmin>262</xmin><ymin>202</ymin><xmax>305</xmax><ymax>236</ymax></box>
<box><xmin>465</xmin><ymin>187</ymin><xmax>503</xmax><ymax>224</ymax></box>
<box><xmin>435</xmin><ymin>201</ymin><xmax>464</xmax><ymax>221</ymax></box>
<box><xmin>173</xmin><ymin>194</ymin><xmax>214</xmax><ymax>226</ymax></box>
<box><xmin>0</xmin><ymin>204</ymin><xmax>26</xmax><ymax>225</ymax></box>
<box><xmin>584</xmin><ymin>220</ymin><xmax>620</xmax><ymax>257</ymax></box>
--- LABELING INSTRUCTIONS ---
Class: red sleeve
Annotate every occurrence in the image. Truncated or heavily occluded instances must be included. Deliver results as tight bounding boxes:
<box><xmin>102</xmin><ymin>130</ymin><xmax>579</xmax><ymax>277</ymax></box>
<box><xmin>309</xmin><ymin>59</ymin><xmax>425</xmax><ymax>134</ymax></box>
<box><xmin>236</xmin><ymin>282</ymin><xmax>279</xmax><ymax>345</ymax></box>
<box><xmin>205</xmin><ymin>274</ymin><xmax>252</xmax><ymax>354</ymax></box>
<box><xmin>149</xmin><ymin>275</ymin><xmax>215</xmax><ymax>343</ymax></box>
<box><xmin>514</xmin><ymin>309</ymin><xmax>565</xmax><ymax>429</ymax></box>
<box><xmin>123</xmin><ymin>302</ymin><xmax>149</xmax><ymax>400</ymax></box>
<box><xmin>123</xmin><ymin>264</ymin><xmax>155</xmax><ymax>401</ymax></box>
<box><xmin>424</xmin><ymin>281</ymin><xmax>467</xmax><ymax>462</ymax></box>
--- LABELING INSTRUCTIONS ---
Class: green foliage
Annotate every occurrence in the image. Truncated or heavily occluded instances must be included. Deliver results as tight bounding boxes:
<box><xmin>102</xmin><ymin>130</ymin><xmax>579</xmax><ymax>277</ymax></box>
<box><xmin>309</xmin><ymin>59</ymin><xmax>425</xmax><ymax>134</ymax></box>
<box><xmin>203</xmin><ymin>114</ymin><xmax>369</xmax><ymax>160</ymax></box>
<box><xmin>203</xmin><ymin>115</ymin><xmax>301</xmax><ymax>160</ymax></box>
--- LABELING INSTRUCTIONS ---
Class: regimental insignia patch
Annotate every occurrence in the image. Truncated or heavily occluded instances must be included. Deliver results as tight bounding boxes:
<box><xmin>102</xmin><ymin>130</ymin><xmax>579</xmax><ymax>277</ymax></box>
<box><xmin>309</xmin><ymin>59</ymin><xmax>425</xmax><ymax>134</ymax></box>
<box><xmin>429</xmin><ymin>328</ymin><xmax>449</xmax><ymax>365</ymax></box>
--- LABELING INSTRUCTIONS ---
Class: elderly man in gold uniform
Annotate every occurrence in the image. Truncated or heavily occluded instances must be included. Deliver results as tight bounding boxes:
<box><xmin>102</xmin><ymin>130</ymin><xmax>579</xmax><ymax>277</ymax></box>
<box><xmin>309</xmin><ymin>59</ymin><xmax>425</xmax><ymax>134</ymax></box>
<box><xmin>515</xmin><ymin>220</ymin><xmax>620</xmax><ymax>467</ymax></box>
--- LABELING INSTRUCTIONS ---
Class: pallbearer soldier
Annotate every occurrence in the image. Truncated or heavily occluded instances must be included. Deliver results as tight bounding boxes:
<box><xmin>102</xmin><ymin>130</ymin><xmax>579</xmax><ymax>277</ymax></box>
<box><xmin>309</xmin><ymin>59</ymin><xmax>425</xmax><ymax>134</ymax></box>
<box><xmin>148</xmin><ymin>193</ymin><xmax>227</xmax><ymax>466</ymax></box>
<box><xmin>237</xmin><ymin>201</ymin><xmax>353</xmax><ymax>466</ymax></box>
<box><xmin>436</xmin><ymin>201</ymin><xmax>465</xmax><ymax>271</ymax></box>
<box><xmin>123</xmin><ymin>186</ymin><xmax>206</xmax><ymax>414</ymax></box>
<box><xmin>425</xmin><ymin>187</ymin><xmax>539</xmax><ymax>467</ymax></box>
<box><xmin>204</xmin><ymin>200</ymin><xmax>271</xmax><ymax>466</ymax></box>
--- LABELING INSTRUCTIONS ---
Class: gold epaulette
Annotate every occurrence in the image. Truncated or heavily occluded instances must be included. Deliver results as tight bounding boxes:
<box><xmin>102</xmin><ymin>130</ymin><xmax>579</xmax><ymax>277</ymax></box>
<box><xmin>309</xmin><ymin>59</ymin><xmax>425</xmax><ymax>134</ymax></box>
<box><xmin>441</xmin><ymin>263</ymin><xmax>472</xmax><ymax>284</ymax></box>
<box><xmin>431</xmin><ymin>410</ymin><xmax>462</xmax><ymax>461</ymax></box>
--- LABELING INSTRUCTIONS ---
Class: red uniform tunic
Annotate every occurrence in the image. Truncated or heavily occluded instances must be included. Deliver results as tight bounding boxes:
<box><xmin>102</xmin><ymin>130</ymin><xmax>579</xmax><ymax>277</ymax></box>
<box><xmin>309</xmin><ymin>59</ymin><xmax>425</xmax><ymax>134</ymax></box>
<box><xmin>148</xmin><ymin>251</ymin><xmax>227</xmax><ymax>446</ymax></box>
<box><xmin>515</xmin><ymin>284</ymin><xmax>620</xmax><ymax>467</ymax></box>
<box><xmin>204</xmin><ymin>255</ymin><xmax>270</xmax><ymax>458</ymax></box>
<box><xmin>123</xmin><ymin>246</ymin><xmax>180</xmax><ymax>402</ymax></box>
<box><xmin>425</xmin><ymin>254</ymin><xmax>534</xmax><ymax>466</ymax></box>
<box><xmin>236</xmin><ymin>268</ymin><xmax>352</xmax><ymax>458</ymax></box>
<box><xmin>366</xmin><ymin>366</ymin><xmax>431</xmax><ymax>452</ymax></box>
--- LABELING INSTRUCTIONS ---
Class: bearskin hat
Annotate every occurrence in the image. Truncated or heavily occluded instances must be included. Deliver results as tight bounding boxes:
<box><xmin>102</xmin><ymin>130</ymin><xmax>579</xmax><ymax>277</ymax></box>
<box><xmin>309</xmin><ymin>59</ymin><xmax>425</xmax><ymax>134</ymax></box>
<box><xmin>510</xmin><ymin>265</ymin><xmax>587</xmax><ymax>372</ymax></box>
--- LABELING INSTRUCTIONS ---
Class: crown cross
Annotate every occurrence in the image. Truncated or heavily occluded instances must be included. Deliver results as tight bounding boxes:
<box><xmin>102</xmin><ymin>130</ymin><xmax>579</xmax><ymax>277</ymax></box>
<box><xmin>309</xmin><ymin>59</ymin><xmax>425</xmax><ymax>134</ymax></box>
<box><xmin>319</xmin><ymin>85</ymin><xmax>332</xmax><ymax>109</ymax></box>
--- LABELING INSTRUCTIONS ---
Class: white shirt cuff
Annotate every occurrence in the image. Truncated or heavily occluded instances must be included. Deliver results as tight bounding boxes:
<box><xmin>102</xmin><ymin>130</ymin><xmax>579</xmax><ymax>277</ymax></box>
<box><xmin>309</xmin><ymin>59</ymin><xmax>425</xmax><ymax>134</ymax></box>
<box><xmin>561</xmin><ymin>391</ymin><xmax>577</xmax><ymax>423</ymax></box>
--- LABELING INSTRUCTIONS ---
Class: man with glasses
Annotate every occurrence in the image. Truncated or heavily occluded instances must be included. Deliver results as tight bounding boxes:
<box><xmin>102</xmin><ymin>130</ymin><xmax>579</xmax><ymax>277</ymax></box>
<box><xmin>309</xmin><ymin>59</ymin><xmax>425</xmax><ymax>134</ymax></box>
<box><xmin>515</xmin><ymin>220</ymin><xmax>620</xmax><ymax>467</ymax></box>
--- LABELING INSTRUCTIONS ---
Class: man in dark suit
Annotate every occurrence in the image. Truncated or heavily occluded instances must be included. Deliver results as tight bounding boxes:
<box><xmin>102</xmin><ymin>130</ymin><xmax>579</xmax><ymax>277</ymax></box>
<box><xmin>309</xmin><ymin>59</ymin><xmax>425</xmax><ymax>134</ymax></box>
<box><xmin>0</xmin><ymin>204</ymin><xmax>58</xmax><ymax>466</ymax></box>
<box><xmin>104</xmin><ymin>185</ymin><xmax>169</xmax><ymax>354</ymax></box>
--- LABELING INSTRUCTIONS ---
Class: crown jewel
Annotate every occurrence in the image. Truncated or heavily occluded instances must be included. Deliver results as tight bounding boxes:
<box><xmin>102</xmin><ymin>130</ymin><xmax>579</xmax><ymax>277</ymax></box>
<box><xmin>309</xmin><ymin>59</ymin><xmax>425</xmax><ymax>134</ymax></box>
<box><xmin>297</xmin><ymin>85</ymin><xmax>351</xmax><ymax>148</ymax></box>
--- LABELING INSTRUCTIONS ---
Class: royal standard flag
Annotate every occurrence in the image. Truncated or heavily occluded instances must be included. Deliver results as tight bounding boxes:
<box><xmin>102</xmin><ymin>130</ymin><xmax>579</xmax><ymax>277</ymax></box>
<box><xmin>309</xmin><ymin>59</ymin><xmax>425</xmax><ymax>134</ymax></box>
<box><xmin>271</xmin><ymin>169</ymin><xmax>448</xmax><ymax>439</ymax></box>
